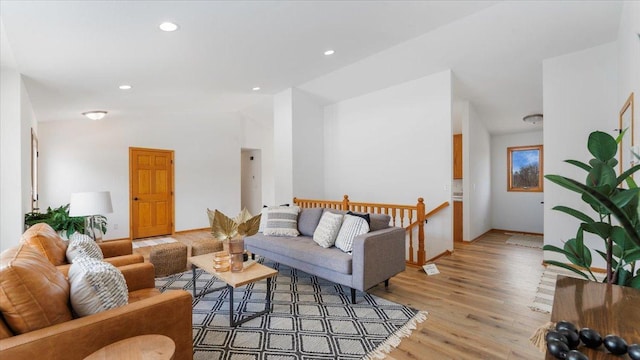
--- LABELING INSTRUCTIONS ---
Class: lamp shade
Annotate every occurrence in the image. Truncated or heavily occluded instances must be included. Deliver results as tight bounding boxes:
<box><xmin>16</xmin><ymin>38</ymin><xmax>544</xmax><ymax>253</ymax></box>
<box><xmin>69</xmin><ymin>191</ymin><xmax>113</xmax><ymax>216</ymax></box>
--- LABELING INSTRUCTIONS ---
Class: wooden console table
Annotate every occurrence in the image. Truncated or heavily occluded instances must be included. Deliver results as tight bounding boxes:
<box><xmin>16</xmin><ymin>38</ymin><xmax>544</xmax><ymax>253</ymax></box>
<box><xmin>545</xmin><ymin>276</ymin><xmax>640</xmax><ymax>359</ymax></box>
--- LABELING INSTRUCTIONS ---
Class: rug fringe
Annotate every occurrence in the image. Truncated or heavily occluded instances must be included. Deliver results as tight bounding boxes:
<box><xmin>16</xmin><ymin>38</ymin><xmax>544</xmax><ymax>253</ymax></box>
<box><xmin>529</xmin><ymin>321</ymin><xmax>555</xmax><ymax>352</ymax></box>
<box><xmin>362</xmin><ymin>310</ymin><xmax>428</xmax><ymax>360</ymax></box>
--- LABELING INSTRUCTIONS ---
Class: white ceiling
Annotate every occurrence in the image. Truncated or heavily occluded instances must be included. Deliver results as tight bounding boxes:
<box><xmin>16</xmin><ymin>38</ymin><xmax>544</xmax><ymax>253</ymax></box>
<box><xmin>0</xmin><ymin>1</ymin><xmax>623</xmax><ymax>134</ymax></box>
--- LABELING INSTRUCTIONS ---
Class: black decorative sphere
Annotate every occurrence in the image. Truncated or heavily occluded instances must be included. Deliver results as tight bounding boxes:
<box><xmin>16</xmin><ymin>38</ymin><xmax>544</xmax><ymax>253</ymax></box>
<box><xmin>579</xmin><ymin>328</ymin><xmax>603</xmax><ymax>349</ymax></box>
<box><xmin>556</xmin><ymin>321</ymin><xmax>578</xmax><ymax>333</ymax></box>
<box><xmin>548</xmin><ymin>339</ymin><xmax>570</xmax><ymax>359</ymax></box>
<box><xmin>546</xmin><ymin>330</ymin><xmax>569</xmax><ymax>346</ymax></box>
<box><xmin>603</xmin><ymin>335</ymin><xmax>628</xmax><ymax>355</ymax></box>
<box><xmin>628</xmin><ymin>344</ymin><xmax>640</xmax><ymax>360</ymax></box>
<box><xmin>559</xmin><ymin>329</ymin><xmax>580</xmax><ymax>349</ymax></box>
<box><xmin>566</xmin><ymin>350</ymin><xmax>589</xmax><ymax>360</ymax></box>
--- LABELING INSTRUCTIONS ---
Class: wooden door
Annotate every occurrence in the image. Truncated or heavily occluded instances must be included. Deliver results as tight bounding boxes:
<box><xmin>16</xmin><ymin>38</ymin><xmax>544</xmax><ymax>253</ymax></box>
<box><xmin>129</xmin><ymin>148</ymin><xmax>174</xmax><ymax>239</ymax></box>
<box><xmin>453</xmin><ymin>134</ymin><xmax>463</xmax><ymax>179</ymax></box>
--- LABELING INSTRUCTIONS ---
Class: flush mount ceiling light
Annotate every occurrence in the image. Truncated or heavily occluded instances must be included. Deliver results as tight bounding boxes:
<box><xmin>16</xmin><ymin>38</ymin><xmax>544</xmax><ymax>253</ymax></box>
<box><xmin>523</xmin><ymin>113</ymin><xmax>543</xmax><ymax>125</ymax></box>
<box><xmin>252</xmin><ymin>87</ymin><xmax>261</xmax><ymax>91</ymax></box>
<box><xmin>159</xmin><ymin>22</ymin><xmax>179</xmax><ymax>32</ymax></box>
<box><xmin>82</xmin><ymin>111</ymin><xmax>108</xmax><ymax>120</ymax></box>
<box><xmin>324</xmin><ymin>49</ymin><xmax>335</xmax><ymax>56</ymax></box>
<box><xmin>119</xmin><ymin>84</ymin><xmax>132</xmax><ymax>90</ymax></box>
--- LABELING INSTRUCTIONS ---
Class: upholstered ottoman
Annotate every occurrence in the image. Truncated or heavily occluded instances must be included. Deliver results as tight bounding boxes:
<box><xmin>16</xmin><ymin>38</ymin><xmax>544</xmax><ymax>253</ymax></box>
<box><xmin>191</xmin><ymin>239</ymin><xmax>224</xmax><ymax>257</ymax></box>
<box><xmin>150</xmin><ymin>242</ymin><xmax>188</xmax><ymax>277</ymax></box>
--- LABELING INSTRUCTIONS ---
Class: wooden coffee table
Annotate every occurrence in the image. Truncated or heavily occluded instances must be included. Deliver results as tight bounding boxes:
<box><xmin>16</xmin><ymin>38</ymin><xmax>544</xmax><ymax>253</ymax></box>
<box><xmin>189</xmin><ymin>253</ymin><xmax>277</xmax><ymax>327</ymax></box>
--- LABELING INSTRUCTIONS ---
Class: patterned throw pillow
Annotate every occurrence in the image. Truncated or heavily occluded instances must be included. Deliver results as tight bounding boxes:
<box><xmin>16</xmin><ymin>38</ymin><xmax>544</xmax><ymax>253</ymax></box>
<box><xmin>264</xmin><ymin>206</ymin><xmax>300</xmax><ymax>236</ymax></box>
<box><xmin>258</xmin><ymin>207</ymin><xmax>269</xmax><ymax>233</ymax></box>
<box><xmin>68</xmin><ymin>257</ymin><xmax>128</xmax><ymax>317</ymax></box>
<box><xmin>335</xmin><ymin>214</ymin><xmax>370</xmax><ymax>253</ymax></box>
<box><xmin>312</xmin><ymin>212</ymin><xmax>344</xmax><ymax>248</ymax></box>
<box><xmin>66</xmin><ymin>233</ymin><xmax>104</xmax><ymax>263</ymax></box>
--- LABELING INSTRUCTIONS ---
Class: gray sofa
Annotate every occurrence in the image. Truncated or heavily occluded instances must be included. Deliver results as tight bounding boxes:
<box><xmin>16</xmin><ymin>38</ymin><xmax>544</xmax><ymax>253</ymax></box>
<box><xmin>244</xmin><ymin>208</ymin><xmax>406</xmax><ymax>303</ymax></box>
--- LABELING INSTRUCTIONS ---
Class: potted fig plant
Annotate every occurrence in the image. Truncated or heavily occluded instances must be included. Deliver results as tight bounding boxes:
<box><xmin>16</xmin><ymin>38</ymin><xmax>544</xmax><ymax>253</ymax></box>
<box><xmin>544</xmin><ymin>130</ymin><xmax>640</xmax><ymax>288</ymax></box>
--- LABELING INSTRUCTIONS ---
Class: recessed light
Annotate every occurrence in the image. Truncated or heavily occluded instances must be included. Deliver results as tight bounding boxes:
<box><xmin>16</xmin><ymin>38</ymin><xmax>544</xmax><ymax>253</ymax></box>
<box><xmin>252</xmin><ymin>87</ymin><xmax>261</xmax><ymax>91</ymax></box>
<box><xmin>324</xmin><ymin>50</ymin><xmax>335</xmax><ymax>56</ymax></box>
<box><xmin>82</xmin><ymin>111</ymin><xmax>108</xmax><ymax>121</ymax></box>
<box><xmin>119</xmin><ymin>85</ymin><xmax>132</xmax><ymax>90</ymax></box>
<box><xmin>159</xmin><ymin>22</ymin><xmax>179</xmax><ymax>32</ymax></box>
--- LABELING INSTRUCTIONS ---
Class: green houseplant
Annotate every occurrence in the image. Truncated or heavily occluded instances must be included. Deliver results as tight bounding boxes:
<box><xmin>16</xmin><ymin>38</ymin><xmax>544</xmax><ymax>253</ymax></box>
<box><xmin>25</xmin><ymin>204</ymin><xmax>108</xmax><ymax>239</ymax></box>
<box><xmin>544</xmin><ymin>130</ymin><xmax>640</xmax><ymax>289</ymax></box>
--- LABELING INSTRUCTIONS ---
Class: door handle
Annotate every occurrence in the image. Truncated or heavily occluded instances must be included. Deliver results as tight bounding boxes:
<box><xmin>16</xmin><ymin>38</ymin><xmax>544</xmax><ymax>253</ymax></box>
<box><xmin>133</xmin><ymin>197</ymin><xmax>139</xmax><ymax>201</ymax></box>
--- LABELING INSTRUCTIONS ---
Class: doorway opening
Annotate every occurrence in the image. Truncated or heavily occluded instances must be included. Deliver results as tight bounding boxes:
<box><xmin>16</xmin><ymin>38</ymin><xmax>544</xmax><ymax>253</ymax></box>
<box><xmin>241</xmin><ymin>149</ymin><xmax>262</xmax><ymax>215</ymax></box>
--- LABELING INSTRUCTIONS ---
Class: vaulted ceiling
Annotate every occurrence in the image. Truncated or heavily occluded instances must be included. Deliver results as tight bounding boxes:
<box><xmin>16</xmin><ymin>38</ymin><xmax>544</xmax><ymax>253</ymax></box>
<box><xmin>0</xmin><ymin>1</ymin><xmax>623</xmax><ymax>134</ymax></box>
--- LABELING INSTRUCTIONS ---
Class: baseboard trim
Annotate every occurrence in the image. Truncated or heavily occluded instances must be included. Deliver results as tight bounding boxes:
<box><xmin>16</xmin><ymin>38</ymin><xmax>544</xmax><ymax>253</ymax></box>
<box><xmin>465</xmin><ymin>229</ymin><xmax>495</xmax><ymax>243</ymax></box>
<box><xmin>175</xmin><ymin>227</ymin><xmax>210</xmax><ymax>234</ymax></box>
<box><xmin>427</xmin><ymin>250</ymin><xmax>452</xmax><ymax>262</ymax></box>
<box><xmin>542</xmin><ymin>261</ymin><xmax>607</xmax><ymax>274</ymax></box>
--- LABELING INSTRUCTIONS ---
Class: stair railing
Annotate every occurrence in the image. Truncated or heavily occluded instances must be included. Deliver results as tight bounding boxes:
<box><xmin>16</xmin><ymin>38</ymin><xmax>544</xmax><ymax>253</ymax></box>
<box><xmin>293</xmin><ymin>195</ymin><xmax>449</xmax><ymax>266</ymax></box>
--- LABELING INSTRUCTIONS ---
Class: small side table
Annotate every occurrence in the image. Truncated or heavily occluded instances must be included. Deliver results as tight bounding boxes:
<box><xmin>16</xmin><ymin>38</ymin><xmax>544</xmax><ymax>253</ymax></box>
<box><xmin>84</xmin><ymin>334</ymin><xmax>175</xmax><ymax>360</ymax></box>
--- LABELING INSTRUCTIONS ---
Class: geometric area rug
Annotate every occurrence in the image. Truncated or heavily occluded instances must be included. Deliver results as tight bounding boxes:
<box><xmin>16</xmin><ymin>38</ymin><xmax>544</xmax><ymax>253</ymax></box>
<box><xmin>155</xmin><ymin>259</ymin><xmax>428</xmax><ymax>360</ymax></box>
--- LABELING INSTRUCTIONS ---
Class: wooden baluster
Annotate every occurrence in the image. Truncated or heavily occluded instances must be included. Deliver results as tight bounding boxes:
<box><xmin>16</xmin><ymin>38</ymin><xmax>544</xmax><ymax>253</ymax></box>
<box><xmin>417</xmin><ymin>198</ymin><xmax>426</xmax><ymax>265</ymax></box>
<box><xmin>392</xmin><ymin>208</ymin><xmax>397</xmax><ymax>227</ymax></box>
<box><xmin>400</xmin><ymin>209</ymin><xmax>405</xmax><ymax>228</ymax></box>
<box><xmin>409</xmin><ymin>228</ymin><xmax>414</xmax><ymax>263</ymax></box>
<box><xmin>342</xmin><ymin>195</ymin><xmax>349</xmax><ymax>211</ymax></box>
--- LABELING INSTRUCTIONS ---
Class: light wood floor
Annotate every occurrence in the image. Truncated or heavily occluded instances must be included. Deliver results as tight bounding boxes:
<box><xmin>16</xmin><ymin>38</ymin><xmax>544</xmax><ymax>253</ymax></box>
<box><xmin>134</xmin><ymin>230</ymin><xmax>549</xmax><ymax>359</ymax></box>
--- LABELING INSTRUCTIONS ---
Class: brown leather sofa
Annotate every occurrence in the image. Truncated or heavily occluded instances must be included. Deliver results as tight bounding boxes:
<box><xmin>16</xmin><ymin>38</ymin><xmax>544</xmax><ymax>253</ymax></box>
<box><xmin>20</xmin><ymin>223</ymin><xmax>144</xmax><ymax>276</ymax></box>
<box><xmin>0</xmin><ymin>243</ymin><xmax>193</xmax><ymax>359</ymax></box>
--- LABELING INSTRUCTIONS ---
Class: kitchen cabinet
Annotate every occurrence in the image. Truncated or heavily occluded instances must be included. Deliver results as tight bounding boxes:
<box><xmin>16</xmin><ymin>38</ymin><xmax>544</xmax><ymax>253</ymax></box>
<box><xmin>453</xmin><ymin>134</ymin><xmax>462</xmax><ymax>179</ymax></box>
<box><xmin>454</xmin><ymin>201</ymin><xmax>463</xmax><ymax>242</ymax></box>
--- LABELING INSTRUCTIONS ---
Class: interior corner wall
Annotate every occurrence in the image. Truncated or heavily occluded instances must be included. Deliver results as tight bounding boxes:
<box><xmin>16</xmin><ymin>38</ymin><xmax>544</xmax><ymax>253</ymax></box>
<box><xmin>292</xmin><ymin>89</ymin><xmax>324</xmax><ymax>199</ymax></box>
<box><xmin>20</xmin><ymin>76</ymin><xmax>36</xmax><ymax>217</ymax></box>
<box><xmin>543</xmin><ymin>42</ymin><xmax>617</xmax><ymax>268</ymax></box>
<box><xmin>0</xmin><ymin>68</ymin><xmax>23</xmax><ymax>251</ymax></box>
<box><xmin>38</xmin><ymin>112</ymin><xmax>242</xmax><ymax>241</ymax></box>
<box><xmin>241</xmin><ymin>102</ymin><xmax>275</xmax><ymax>207</ymax></box>
<box><xmin>273</xmin><ymin>89</ymin><xmax>294</xmax><ymax>204</ymax></box>
<box><xmin>464</xmin><ymin>103</ymin><xmax>491</xmax><ymax>240</ymax></box>
<box><xmin>490</xmin><ymin>131</ymin><xmax>544</xmax><ymax>234</ymax></box>
<box><xmin>617</xmin><ymin>1</ymin><xmax>640</xmax><ymax>146</ymax></box>
<box><xmin>324</xmin><ymin>70</ymin><xmax>453</xmax><ymax>258</ymax></box>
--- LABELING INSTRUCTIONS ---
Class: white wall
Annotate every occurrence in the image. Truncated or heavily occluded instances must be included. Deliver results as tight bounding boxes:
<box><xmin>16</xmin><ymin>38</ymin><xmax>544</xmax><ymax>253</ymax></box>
<box><xmin>0</xmin><ymin>68</ymin><xmax>22</xmax><ymax>251</ymax></box>
<box><xmin>38</xmin><ymin>112</ymin><xmax>243</xmax><ymax>241</ymax></box>
<box><xmin>324</xmin><ymin>70</ymin><xmax>453</xmax><ymax>258</ymax></box>
<box><xmin>617</xmin><ymin>1</ymin><xmax>639</xmax><ymax>149</ymax></box>
<box><xmin>292</xmin><ymin>89</ymin><xmax>325</xmax><ymax>199</ymax></box>
<box><xmin>543</xmin><ymin>42</ymin><xmax>618</xmax><ymax>267</ymax></box>
<box><xmin>21</xmin><ymin>78</ymin><xmax>37</xmax><ymax>214</ymax></box>
<box><xmin>463</xmin><ymin>102</ymin><xmax>492</xmax><ymax>240</ymax></box>
<box><xmin>491</xmin><ymin>131</ymin><xmax>544</xmax><ymax>234</ymax></box>
<box><xmin>273</xmin><ymin>89</ymin><xmax>294</xmax><ymax>204</ymax></box>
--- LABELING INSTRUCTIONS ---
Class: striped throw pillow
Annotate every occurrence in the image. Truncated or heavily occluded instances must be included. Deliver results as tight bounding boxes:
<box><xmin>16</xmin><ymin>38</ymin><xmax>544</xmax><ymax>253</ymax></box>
<box><xmin>264</xmin><ymin>206</ymin><xmax>300</xmax><ymax>237</ymax></box>
<box><xmin>335</xmin><ymin>214</ymin><xmax>370</xmax><ymax>253</ymax></box>
<box><xmin>68</xmin><ymin>257</ymin><xmax>128</xmax><ymax>317</ymax></box>
<box><xmin>66</xmin><ymin>233</ymin><xmax>104</xmax><ymax>263</ymax></box>
<box><xmin>312</xmin><ymin>212</ymin><xmax>344</xmax><ymax>248</ymax></box>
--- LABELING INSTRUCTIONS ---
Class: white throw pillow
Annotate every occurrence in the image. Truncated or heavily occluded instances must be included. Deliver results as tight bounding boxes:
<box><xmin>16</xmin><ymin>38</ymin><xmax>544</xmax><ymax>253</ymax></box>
<box><xmin>66</xmin><ymin>233</ymin><xmax>104</xmax><ymax>263</ymax></box>
<box><xmin>335</xmin><ymin>214</ymin><xmax>370</xmax><ymax>253</ymax></box>
<box><xmin>313</xmin><ymin>212</ymin><xmax>344</xmax><ymax>248</ymax></box>
<box><xmin>68</xmin><ymin>257</ymin><xmax>128</xmax><ymax>317</ymax></box>
<box><xmin>264</xmin><ymin>206</ymin><xmax>301</xmax><ymax>237</ymax></box>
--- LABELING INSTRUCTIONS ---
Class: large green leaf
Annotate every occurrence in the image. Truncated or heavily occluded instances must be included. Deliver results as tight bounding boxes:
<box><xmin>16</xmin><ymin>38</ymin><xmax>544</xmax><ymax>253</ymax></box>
<box><xmin>545</xmin><ymin>175</ymin><xmax>640</xmax><ymax>248</ymax></box>
<box><xmin>587</xmin><ymin>162</ymin><xmax>617</xmax><ymax>189</ymax></box>
<box><xmin>552</xmin><ymin>205</ymin><xmax>595</xmax><ymax>223</ymax></box>
<box><xmin>543</xmin><ymin>260</ymin><xmax>590</xmax><ymax>280</ymax></box>
<box><xmin>543</xmin><ymin>244</ymin><xmax>576</xmax><ymax>258</ymax></box>
<box><xmin>611</xmin><ymin>226</ymin><xmax>634</xmax><ymax>252</ymax></box>
<box><xmin>588</xmin><ymin>131</ymin><xmax>618</xmax><ymax>161</ymax></box>
<box><xmin>630</xmin><ymin>275</ymin><xmax>640</xmax><ymax>289</ymax></box>
<box><xmin>581</xmin><ymin>222</ymin><xmax>612</xmax><ymax>240</ymax></box>
<box><xmin>617</xmin><ymin>164</ymin><xmax>640</xmax><ymax>186</ymax></box>
<box><xmin>564</xmin><ymin>238</ymin><xmax>592</xmax><ymax>268</ymax></box>
<box><xmin>611</xmin><ymin>188</ymin><xmax>640</xmax><ymax>208</ymax></box>
<box><xmin>617</xmin><ymin>268</ymin><xmax>631</xmax><ymax>286</ymax></box>
<box><xmin>565</xmin><ymin>159</ymin><xmax>592</xmax><ymax>172</ymax></box>
<box><xmin>623</xmin><ymin>248</ymin><xmax>640</xmax><ymax>263</ymax></box>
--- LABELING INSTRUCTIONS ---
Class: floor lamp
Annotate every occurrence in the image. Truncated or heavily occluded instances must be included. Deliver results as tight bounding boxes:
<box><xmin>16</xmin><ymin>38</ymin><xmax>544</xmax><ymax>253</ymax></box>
<box><xmin>69</xmin><ymin>191</ymin><xmax>113</xmax><ymax>241</ymax></box>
